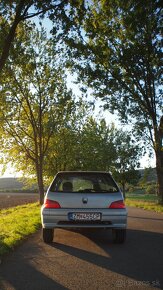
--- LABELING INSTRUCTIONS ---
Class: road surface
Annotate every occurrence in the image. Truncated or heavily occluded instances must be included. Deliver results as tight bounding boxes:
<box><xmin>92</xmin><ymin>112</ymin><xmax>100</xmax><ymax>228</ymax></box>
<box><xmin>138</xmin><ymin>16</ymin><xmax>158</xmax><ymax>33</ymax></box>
<box><xmin>0</xmin><ymin>207</ymin><xmax>163</xmax><ymax>290</ymax></box>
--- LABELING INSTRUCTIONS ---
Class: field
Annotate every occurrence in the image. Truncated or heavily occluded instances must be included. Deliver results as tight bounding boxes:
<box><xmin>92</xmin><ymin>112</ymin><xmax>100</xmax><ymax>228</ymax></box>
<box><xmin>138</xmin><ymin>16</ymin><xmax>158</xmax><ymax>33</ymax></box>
<box><xmin>0</xmin><ymin>193</ymin><xmax>39</xmax><ymax>210</ymax></box>
<box><xmin>0</xmin><ymin>177</ymin><xmax>37</xmax><ymax>193</ymax></box>
<box><xmin>126</xmin><ymin>192</ymin><xmax>158</xmax><ymax>202</ymax></box>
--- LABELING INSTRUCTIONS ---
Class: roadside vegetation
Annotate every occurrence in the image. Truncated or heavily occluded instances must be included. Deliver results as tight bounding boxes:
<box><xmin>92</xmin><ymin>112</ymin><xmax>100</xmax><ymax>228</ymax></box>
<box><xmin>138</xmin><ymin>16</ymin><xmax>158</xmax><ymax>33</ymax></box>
<box><xmin>0</xmin><ymin>203</ymin><xmax>41</xmax><ymax>256</ymax></box>
<box><xmin>123</xmin><ymin>167</ymin><xmax>162</xmax><ymax>213</ymax></box>
<box><xmin>126</xmin><ymin>193</ymin><xmax>163</xmax><ymax>213</ymax></box>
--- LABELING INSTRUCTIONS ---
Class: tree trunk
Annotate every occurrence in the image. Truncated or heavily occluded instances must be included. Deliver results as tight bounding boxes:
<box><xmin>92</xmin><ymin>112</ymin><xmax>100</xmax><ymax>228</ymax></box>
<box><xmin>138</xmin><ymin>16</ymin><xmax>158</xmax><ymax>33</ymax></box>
<box><xmin>154</xmin><ymin>121</ymin><xmax>163</xmax><ymax>204</ymax></box>
<box><xmin>156</xmin><ymin>150</ymin><xmax>163</xmax><ymax>205</ymax></box>
<box><xmin>38</xmin><ymin>174</ymin><xmax>45</xmax><ymax>205</ymax></box>
<box><xmin>155</xmin><ymin>148</ymin><xmax>163</xmax><ymax>204</ymax></box>
<box><xmin>0</xmin><ymin>0</ymin><xmax>25</xmax><ymax>72</ymax></box>
<box><xmin>36</xmin><ymin>163</ymin><xmax>45</xmax><ymax>205</ymax></box>
<box><xmin>122</xmin><ymin>182</ymin><xmax>126</xmax><ymax>200</ymax></box>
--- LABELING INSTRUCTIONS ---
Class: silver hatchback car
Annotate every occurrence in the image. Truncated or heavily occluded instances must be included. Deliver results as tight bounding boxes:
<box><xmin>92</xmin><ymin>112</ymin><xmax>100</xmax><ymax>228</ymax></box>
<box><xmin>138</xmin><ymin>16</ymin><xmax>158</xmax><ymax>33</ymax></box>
<box><xmin>41</xmin><ymin>171</ymin><xmax>127</xmax><ymax>243</ymax></box>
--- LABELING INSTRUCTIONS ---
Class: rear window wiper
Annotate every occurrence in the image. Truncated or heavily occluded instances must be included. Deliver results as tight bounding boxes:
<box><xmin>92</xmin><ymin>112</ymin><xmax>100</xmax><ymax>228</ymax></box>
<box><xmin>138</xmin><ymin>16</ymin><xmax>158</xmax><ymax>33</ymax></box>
<box><xmin>77</xmin><ymin>189</ymin><xmax>117</xmax><ymax>193</ymax></box>
<box><xmin>77</xmin><ymin>188</ymin><xmax>96</xmax><ymax>193</ymax></box>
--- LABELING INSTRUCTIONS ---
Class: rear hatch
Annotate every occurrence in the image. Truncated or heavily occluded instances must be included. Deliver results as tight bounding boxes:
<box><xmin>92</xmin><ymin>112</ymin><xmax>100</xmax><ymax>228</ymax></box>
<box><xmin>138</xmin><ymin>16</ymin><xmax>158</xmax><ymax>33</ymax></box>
<box><xmin>47</xmin><ymin>191</ymin><xmax>123</xmax><ymax>209</ymax></box>
<box><xmin>46</xmin><ymin>171</ymin><xmax>124</xmax><ymax>209</ymax></box>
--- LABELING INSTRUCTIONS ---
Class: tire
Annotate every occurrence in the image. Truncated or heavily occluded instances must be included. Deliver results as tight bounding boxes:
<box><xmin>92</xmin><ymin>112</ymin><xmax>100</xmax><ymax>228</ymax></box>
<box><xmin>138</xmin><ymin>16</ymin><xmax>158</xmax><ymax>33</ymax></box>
<box><xmin>112</xmin><ymin>229</ymin><xmax>126</xmax><ymax>244</ymax></box>
<box><xmin>43</xmin><ymin>228</ymin><xmax>54</xmax><ymax>243</ymax></box>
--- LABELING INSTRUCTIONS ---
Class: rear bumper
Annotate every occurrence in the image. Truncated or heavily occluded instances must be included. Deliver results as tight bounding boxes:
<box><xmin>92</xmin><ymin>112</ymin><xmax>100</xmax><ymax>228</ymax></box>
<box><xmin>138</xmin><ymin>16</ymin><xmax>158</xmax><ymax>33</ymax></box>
<box><xmin>41</xmin><ymin>208</ymin><xmax>127</xmax><ymax>229</ymax></box>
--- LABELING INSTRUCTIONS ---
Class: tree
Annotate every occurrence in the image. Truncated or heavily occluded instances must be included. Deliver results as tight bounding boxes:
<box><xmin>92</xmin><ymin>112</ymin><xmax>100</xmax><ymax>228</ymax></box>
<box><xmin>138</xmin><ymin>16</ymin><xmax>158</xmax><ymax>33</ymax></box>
<box><xmin>79</xmin><ymin>117</ymin><xmax>117</xmax><ymax>171</ymax></box>
<box><xmin>44</xmin><ymin>99</ymin><xmax>92</xmax><ymax>177</ymax></box>
<box><xmin>45</xmin><ymin>114</ymin><xmax>142</xmax><ymax>182</ymax></box>
<box><xmin>0</xmin><ymin>24</ymin><xmax>74</xmax><ymax>204</ymax></box>
<box><xmin>44</xmin><ymin>116</ymin><xmax>117</xmax><ymax>177</ymax></box>
<box><xmin>0</xmin><ymin>0</ymin><xmax>68</xmax><ymax>72</ymax></box>
<box><xmin>139</xmin><ymin>167</ymin><xmax>157</xmax><ymax>189</ymax></box>
<box><xmin>63</xmin><ymin>0</ymin><xmax>163</xmax><ymax>203</ymax></box>
<box><xmin>112</xmin><ymin>132</ymin><xmax>142</xmax><ymax>198</ymax></box>
<box><xmin>0</xmin><ymin>0</ymin><xmax>87</xmax><ymax>73</ymax></box>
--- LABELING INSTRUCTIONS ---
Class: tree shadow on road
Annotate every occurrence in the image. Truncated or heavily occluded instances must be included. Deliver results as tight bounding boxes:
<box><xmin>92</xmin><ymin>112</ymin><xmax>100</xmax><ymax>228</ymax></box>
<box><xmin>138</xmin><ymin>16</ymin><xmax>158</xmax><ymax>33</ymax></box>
<box><xmin>0</xmin><ymin>259</ymin><xmax>67</xmax><ymax>290</ymax></box>
<box><xmin>0</xmin><ymin>228</ymin><xmax>162</xmax><ymax>289</ymax></box>
<box><xmin>52</xmin><ymin>228</ymin><xmax>163</xmax><ymax>289</ymax></box>
<box><xmin>0</xmin><ymin>234</ymin><xmax>67</xmax><ymax>290</ymax></box>
<box><xmin>128</xmin><ymin>215</ymin><xmax>163</xmax><ymax>221</ymax></box>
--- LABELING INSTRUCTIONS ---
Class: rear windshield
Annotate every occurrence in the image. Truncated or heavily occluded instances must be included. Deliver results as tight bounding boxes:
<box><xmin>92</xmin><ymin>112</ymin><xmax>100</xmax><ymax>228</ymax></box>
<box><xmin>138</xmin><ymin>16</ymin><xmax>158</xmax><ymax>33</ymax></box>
<box><xmin>50</xmin><ymin>173</ymin><xmax>119</xmax><ymax>193</ymax></box>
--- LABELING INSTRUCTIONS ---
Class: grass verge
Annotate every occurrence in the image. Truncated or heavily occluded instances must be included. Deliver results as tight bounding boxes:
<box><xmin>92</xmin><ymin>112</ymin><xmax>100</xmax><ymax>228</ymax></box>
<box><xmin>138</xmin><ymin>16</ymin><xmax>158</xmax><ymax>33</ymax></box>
<box><xmin>125</xmin><ymin>196</ymin><xmax>163</xmax><ymax>213</ymax></box>
<box><xmin>0</xmin><ymin>202</ymin><xmax>41</xmax><ymax>256</ymax></box>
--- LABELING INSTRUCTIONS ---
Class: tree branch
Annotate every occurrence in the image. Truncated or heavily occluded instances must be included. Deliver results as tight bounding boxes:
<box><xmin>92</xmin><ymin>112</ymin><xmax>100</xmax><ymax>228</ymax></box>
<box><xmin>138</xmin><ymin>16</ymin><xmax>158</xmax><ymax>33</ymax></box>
<box><xmin>0</xmin><ymin>0</ymin><xmax>26</xmax><ymax>72</ymax></box>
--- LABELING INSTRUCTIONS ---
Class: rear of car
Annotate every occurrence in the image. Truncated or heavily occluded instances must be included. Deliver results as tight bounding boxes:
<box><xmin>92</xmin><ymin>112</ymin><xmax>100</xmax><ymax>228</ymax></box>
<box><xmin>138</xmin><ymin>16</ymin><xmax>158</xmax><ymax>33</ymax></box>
<box><xmin>41</xmin><ymin>171</ymin><xmax>127</xmax><ymax>243</ymax></box>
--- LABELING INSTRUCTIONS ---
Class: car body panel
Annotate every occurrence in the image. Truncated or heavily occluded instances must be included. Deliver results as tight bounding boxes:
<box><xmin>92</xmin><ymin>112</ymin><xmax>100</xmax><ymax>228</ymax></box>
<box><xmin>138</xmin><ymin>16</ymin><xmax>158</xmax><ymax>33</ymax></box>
<box><xmin>41</xmin><ymin>208</ymin><xmax>127</xmax><ymax>229</ymax></box>
<box><xmin>45</xmin><ymin>191</ymin><xmax>123</xmax><ymax>208</ymax></box>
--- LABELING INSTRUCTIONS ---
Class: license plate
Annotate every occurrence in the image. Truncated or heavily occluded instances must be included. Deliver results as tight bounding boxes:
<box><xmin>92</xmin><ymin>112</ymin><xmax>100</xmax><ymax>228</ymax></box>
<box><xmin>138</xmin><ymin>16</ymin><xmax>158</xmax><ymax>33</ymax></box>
<box><xmin>68</xmin><ymin>212</ymin><xmax>101</xmax><ymax>221</ymax></box>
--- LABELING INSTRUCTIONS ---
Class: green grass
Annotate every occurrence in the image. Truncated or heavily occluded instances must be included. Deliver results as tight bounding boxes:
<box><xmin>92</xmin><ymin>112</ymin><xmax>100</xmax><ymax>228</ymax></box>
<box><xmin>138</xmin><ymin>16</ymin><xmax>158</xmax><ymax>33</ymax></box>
<box><xmin>126</xmin><ymin>193</ymin><xmax>163</xmax><ymax>213</ymax></box>
<box><xmin>126</xmin><ymin>192</ymin><xmax>158</xmax><ymax>202</ymax></box>
<box><xmin>0</xmin><ymin>202</ymin><xmax>41</xmax><ymax>256</ymax></box>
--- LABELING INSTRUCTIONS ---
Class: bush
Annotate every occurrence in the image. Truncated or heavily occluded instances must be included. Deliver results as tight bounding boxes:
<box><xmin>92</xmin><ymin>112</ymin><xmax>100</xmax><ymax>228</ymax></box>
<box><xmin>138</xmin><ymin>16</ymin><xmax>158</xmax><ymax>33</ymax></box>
<box><xmin>128</xmin><ymin>186</ymin><xmax>144</xmax><ymax>194</ymax></box>
<box><xmin>145</xmin><ymin>184</ymin><xmax>157</xmax><ymax>195</ymax></box>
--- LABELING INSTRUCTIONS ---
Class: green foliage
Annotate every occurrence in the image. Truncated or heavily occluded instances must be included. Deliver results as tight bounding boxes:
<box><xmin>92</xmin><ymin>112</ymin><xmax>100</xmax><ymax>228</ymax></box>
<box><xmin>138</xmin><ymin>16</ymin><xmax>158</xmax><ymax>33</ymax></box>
<box><xmin>65</xmin><ymin>0</ymin><xmax>162</xmax><ymax>139</ymax></box>
<box><xmin>79</xmin><ymin>118</ymin><xmax>117</xmax><ymax>171</ymax></box>
<box><xmin>0</xmin><ymin>0</ymin><xmax>74</xmax><ymax>72</ymax></box>
<box><xmin>44</xmin><ymin>108</ymin><xmax>84</xmax><ymax>176</ymax></box>
<box><xmin>45</xmin><ymin>117</ymin><xmax>117</xmax><ymax>177</ymax></box>
<box><xmin>0</xmin><ymin>203</ymin><xmax>40</xmax><ymax>256</ymax></box>
<box><xmin>45</xmin><ymin>116</ymin><xmax>142</xmax><ymax>181</ymax></box>
<box><xmin>128</xmin><ymin>186</ymin><xmax>144</xmax><ymax>194</ymax></box>
<box><xmin>112</xmin><ymin>131</ymin><xmax>142</xmax><ymax>195</ymax></box>
<box><xmin>145</xmin><ymin>184</ymin><xmax>157</xmax><ymax>195</ymax></box>
<box><xmin>139</xmin><ymin>167</ymin><xmax>157</xmax><ymax>188</ymax></box>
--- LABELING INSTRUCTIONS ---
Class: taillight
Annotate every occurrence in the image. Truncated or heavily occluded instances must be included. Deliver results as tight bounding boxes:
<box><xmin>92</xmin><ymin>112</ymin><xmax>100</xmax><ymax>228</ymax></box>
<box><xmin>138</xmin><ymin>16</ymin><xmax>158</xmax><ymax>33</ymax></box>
<box><xmin>44</xmin><ymin>199</ymin><xmax>61</xmax><ymax>209</ymax></box>
<box><xmin>109</xmin><ymin>200</ymin><xmax>126</xmax><ymax>209</ymax></box>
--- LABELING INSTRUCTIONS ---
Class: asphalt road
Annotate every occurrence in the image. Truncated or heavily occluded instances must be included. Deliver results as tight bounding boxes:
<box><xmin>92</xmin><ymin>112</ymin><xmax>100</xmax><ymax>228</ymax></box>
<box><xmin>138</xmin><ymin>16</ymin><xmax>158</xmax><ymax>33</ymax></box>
<box><xmin>0</xmin><ymin>207</ymin><xmax>163</xmax><ymax>290</ymax></box>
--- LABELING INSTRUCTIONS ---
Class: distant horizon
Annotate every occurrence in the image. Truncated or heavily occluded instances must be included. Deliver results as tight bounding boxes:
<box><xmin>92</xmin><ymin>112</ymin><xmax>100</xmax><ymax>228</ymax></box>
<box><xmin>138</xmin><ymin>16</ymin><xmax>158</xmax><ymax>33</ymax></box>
<box><xmin>0</xmin><ymin>165</ymin><xmax>156</xmax><ymax>179</ymax></box>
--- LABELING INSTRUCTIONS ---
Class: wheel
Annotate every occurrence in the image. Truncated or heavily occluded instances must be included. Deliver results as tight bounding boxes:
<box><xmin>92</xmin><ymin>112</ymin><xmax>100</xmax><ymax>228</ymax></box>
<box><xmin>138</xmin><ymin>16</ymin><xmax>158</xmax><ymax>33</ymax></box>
<box><xmin>112</xmin><ymin>229</ymin><xmax>126</xmax><ymax>244</ymax></box>
<box><xmin>42</xmin><ymin>228</ymin><xmax>54</xmax><ymax>243</ymax></box>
